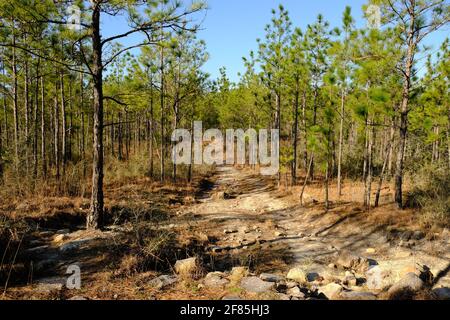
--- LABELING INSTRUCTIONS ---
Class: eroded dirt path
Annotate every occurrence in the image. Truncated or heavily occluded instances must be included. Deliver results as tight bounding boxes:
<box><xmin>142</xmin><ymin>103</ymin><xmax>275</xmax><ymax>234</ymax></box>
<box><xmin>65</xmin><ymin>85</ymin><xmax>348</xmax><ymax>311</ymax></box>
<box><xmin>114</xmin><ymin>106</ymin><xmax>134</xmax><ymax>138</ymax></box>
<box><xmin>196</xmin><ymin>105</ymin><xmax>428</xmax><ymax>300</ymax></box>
<box><xmin>182</xmin><ymin>166</ymin><xmax>450</xmax><ymax>291</ymax></box>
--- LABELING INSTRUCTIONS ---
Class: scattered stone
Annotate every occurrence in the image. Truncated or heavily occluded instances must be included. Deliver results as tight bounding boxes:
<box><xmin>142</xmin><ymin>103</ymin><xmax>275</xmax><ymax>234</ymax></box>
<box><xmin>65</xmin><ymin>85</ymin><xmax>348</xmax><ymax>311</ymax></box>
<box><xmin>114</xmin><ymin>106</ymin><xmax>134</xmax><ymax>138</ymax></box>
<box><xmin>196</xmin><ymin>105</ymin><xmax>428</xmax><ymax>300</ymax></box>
<box><xmin>286</xmin><ymin>286</ymin><xmax>305</xmax><ymax>299</ymax></box>
<box><xmin>230</xmin><ymin>267</ymin><xmax>249</xmax><ymax>279</ymax></box>
<box><xmin>297</xmin><ymin>232</ymin><xmax>305</xmax><ymax>238</ymax></box>
<box><xmin>34</xmin><ymin>277</ymin><xmax>66</xmax><ymax>292</ymax></box>
<box><xmin>328</xmin><ymin>263</ymin><xmax>337</xmax><ymax>269</ymax></box>
<box><xmin>319</xmin><ymin>283</ymin><xmax>343</xmax><ymax>300</ymax></box>
<box><xmin>174</xmin><ymin>257</ymin><xmax>200</xmax><ymax>278</ymax></box>
<box><xmin>340</xmin><ymin>291</ymin><xmax>377</xmax><ymax>300</ymax></box>
<box><xmin>387</xmin><ymin>273</ymin><xmax>424</xmax><ymax>299</ymax></box>
<box><xmin>336</xmin><ymin>250</ymin><xmax>370</xmax><ymax>271</ymax></box>
<box><xmin>366</xmin><ymin>248</ymin><xmax>376</xmax><ymax>254</ymax></box>
<box><xmin>148</xmin><ymin>275</ymin><xmax>178</xmax><ymax>290</ymax></box>
<box><xmin>343</xmin><ymin>271</ymin><xmax>358</xmax><ymax>287</ymax></box>
<box><xmin>53</xmin><ymin>234</ymin><xmax>69</xmax><ymax>243</ymax></box>
<box><xmin>395</xmin><ymin>264</ymin><xmax>433</xmax><ymax>285</ymax></box>
<box><xmin>59</xmin><ymin>238</ymin><xmax>95</xmax><ymax>253</ymax></box>
<box><xmin>366</xmin><ymin>265</ymin><xmax>394</xmax><ymax>291</ymax></box>
<box><xmin>260</xmin><ymin>273</ymin><xmax>284</xmax><ymax>283</ymax></box>
<box><xmin>432</xmin><ymin>287</ymin><xmax>450</xmax><ymax>300</ymax></box>
<box><xmin>241</xmin><ymin>277</ymin><xmax>275</xmax><ymax>293</ymax></box>
<box><xmin>204</xmin><ymin>272</ymin><xmax>229</xmax><ymax>288</ymax></box>
<box><xmin>286</xmin><ymin>267</ymin><xmax>307</xmax><ymax>283</ymax></box>
<box><xmin>306</xmin><ymin>272</ymin><xmax>321</xmax><ymax>282</ymax></box>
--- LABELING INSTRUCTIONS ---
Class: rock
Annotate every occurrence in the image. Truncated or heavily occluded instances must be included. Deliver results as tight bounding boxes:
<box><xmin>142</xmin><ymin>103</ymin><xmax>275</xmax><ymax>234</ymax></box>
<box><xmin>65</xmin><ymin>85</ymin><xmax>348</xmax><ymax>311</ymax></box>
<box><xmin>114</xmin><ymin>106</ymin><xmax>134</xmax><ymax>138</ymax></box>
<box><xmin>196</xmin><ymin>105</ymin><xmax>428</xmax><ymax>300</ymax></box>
<box><xmin>286</xmin><ymin>267</ymin><xmax>307</xmax><ymax>283</ymax></box>
<box><xmin>328</xmin><ymin>263</ymin><xmax>337</xmax><ymax>269</ymax></box>
<box><xmin>59</xmin><ymin>238</ymin><xmax>95</xmax><ymax>253</ymax></box>
<box><xmin>53</xmin><ymin>234</ymin><xmax>69</xmax><ymax>243</ymax></box>
<box><xmin>336</xmin><ymin>250</ymin><xmax>370</xmax><ymax>271</ymax></box>
<box><xmin>241</xmin><ymin>277</ymin><xmax>275</xmax><ymax>294</ymax></box>
<box><xmin>399</xmin><ymin>264</ymin><xmax>433</xmax><ymax>285</ymax></box>
<box><xmin>34</xmin><ymin>277</ymin><xmax>66</xmax><ymax>292</ymax></box>
<box><xmin>366</xmin><ymin>248</ymin><xmax>376</xmax><ymax>254</ymax></box>
<box><xmin>204</xmin><ymin>272</ymin><xmax>229</xmax><ymax>288</ymax></box>
<box><xmin>68</xmin><ymin>296</ymin><xmax>88</xmax><ymax>300</ymax></box>
<box><xmin>432</xmin><ymin>287</ymin><xmax>450</xmax><ymax>300</ymax></box>
<box><xmin>148</xmin><ymin>275</ymin><xmax>178</xmax><ymax>290</ymax></box>
<box><xmin>319</xmin><ymin>283</ymin><xmax>343</xmax><ymax>300</ymax></box>
<box><xmin>387</xmin><ymin>273</ymin><xmax>424</xmax><ymax>300</ymax></box>
<box><xmin>274</xmin><ymin>231</ymin><xmax>286</xmax><ymax>238</ymax></box>
<box><xmin>366</xmin><ymin>265</ymin><xmax>394</xmax><ymax>291</ymax></box>
<box><xmin>230</xmin><ymin>267</ymin><xmax>249</xmax><ymax>279</ymax></box>
<box><xmin>306</xmin><ymin>272</ymin><xmax>321</xmax><ymax>282</ymax></box>
<box><xmin>260</xmin><ymin>273</ymin><xmax>284</xmax><ymax>283</ymax></box>
<box><xmin>343</xmin><ymin>271</ymin><xmax>358</xmax><ymax>287</ymax></box>
<box><xmin>222</xmin><ymin>295</ymin><xmax>241</xmax><ymax>301</ymax></box>
<box><xmin>213</xmin><ymin>192</ymin><xmax>226</xmax><ymax>200</ymax></box>
<box><xmin>224</xmin><ymin>228</ymin><xmax>238</xmax><ymax>234</ymax></box>
<box><xmin>183</xmin><ymin>196</ymin><xmax>196</xmax><ymax>205</ymax></box>
<box><xmin>174</xmin><ymin>257</ymin><xmax>200</xmax><ymax>278</ymax></box>
<box><xmin>283</xmin><ymin>281</ymin><xmax>297</xmax><ymax>289</ymax></box>
<box><xmin>286</xmin><ymin>286</ymin><xmax>305</xmax><ymax>299</ymax></box>
<box><xmin>340</xmin><ymin>291</ymin><xmax>377</xmax><ymax>300</ymax></box>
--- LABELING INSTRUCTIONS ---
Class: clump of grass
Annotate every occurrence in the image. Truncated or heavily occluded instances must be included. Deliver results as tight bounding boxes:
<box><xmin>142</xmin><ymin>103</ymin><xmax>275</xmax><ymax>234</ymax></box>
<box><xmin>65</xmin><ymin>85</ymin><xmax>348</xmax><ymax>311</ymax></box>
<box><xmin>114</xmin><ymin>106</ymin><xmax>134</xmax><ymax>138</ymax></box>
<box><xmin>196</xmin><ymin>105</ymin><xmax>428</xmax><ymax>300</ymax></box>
<box><xmin>405</xmin><ymin>164</ymin><xmax>450</xmax><ymax>228</ymax></box>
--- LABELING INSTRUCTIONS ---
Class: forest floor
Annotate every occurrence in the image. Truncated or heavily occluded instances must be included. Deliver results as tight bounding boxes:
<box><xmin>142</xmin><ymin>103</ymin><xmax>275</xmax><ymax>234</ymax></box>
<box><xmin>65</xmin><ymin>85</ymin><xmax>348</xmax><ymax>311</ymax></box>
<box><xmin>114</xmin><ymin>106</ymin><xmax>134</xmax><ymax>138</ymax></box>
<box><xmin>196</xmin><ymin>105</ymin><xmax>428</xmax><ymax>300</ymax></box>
<box><xmin>1</xmin><ymin>166</ymin><xmax>449</xmax><ymax>300</ymax></box>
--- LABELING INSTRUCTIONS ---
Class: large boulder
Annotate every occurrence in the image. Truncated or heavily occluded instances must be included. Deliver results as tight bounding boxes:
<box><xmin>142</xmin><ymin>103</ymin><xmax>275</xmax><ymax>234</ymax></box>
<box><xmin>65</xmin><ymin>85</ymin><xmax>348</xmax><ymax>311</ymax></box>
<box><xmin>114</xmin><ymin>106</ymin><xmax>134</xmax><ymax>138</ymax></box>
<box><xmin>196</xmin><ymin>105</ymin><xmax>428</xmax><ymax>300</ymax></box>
<box><xmin>387</xmin><ymin>273</ymin><xmax>425</xmax><ymax>300</ymax></box>
<box><xmin>241</xmin><ymin>277</ymin><xmax>275</xmax><ymax>294</ymax></box>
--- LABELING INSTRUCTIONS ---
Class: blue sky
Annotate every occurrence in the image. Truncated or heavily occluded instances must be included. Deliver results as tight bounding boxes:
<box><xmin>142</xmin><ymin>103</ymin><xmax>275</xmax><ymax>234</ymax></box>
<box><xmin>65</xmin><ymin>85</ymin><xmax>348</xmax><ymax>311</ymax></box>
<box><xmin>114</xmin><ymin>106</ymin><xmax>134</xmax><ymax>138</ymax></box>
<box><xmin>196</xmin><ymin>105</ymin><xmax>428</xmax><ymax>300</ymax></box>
<box><xmin>102</xmin><ymin>0</ymin><xmax>449</xmax><ymax>82</ymax></box>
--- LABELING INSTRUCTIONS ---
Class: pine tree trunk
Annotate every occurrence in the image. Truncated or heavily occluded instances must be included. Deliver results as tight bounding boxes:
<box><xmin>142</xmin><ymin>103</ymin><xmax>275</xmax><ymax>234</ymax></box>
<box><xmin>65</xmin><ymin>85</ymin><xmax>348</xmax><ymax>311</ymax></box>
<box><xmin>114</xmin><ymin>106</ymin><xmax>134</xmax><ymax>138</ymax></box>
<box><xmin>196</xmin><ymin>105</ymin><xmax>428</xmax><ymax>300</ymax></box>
<box><xmin>337</xmin><ymin>88</ymin><xmax>345</xmax><ymax>196</ymax></box>
<box><xmin>87</xmin><ymin>5</ymin><xmax>104</xmax><ymax>230</ymax></box>
<box><xmin>40</xmin><ymin>76</ymin><xmax>47</xmax><ymax>179</ymax></box>
<box><xmin>12</xmin><ymin>34</ymin><xmax>19</xmax><ymax>169</ymax></box>
<box><xmin>292</xmin><ymin>82</ymin><xmax>299</xmax><ymax>186</ymax></box>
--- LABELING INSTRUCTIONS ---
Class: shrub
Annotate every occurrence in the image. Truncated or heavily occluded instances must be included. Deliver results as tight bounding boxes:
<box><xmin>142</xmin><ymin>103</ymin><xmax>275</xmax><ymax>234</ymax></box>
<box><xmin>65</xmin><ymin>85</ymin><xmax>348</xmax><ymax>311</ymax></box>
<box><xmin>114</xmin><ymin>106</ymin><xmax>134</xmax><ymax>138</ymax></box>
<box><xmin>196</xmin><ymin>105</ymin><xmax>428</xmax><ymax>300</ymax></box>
<box><xmin>405</xmin><ymin>164</ymin><xmax>450</xmax><ymax>228</ymax></box>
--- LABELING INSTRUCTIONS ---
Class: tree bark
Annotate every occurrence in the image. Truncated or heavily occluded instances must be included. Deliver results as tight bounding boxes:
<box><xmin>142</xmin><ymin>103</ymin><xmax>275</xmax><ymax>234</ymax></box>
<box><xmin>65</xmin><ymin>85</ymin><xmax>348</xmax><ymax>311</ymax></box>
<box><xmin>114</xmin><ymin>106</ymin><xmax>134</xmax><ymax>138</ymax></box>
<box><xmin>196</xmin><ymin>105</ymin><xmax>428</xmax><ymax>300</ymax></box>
<box><xmin>87</xmin><ymin>5</ymin><xmax>104</xmax><ymax>230</ymax></box>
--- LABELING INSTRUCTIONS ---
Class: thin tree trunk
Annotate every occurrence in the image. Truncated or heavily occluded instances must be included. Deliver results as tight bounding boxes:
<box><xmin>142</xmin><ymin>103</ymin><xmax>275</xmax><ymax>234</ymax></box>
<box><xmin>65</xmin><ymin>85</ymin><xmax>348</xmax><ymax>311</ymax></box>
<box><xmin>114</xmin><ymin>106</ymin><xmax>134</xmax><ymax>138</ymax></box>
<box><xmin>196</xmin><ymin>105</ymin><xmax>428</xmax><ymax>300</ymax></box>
<box><xmin>40</xmin><ymin>76</ymin><xmax>47</xmax><ymax>179</ymax></box>
<box><xmin>337</xmin><ymin>88</ymin><xmax>345</xmax><ymax>196</ymax></box>
<box><xmin>87</xmin><ymin>5</ymin><xmax>104</xmax><ymax>230</ymax></box>
<box><xmin>12</xmin><ymin>34</ymin><xmax>19</xmax><ymax>169</ymax></box>
<box><xmin>300</xmin><ymin>154</ymin><xmax>314</xmax><ymax>206</ymax></box>
<box><xmin>292</xmin><ymin>82</ymin><xmax>299</xmax><ymax>186</ymax></box>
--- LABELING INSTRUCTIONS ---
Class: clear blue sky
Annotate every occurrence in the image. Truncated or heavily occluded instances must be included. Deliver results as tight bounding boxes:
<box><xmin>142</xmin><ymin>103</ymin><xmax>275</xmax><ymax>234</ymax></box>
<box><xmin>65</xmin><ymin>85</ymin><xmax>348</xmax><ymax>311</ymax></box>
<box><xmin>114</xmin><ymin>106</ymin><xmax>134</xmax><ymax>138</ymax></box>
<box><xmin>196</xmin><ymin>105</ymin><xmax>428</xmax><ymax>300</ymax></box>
<box><xmin>102</xmin><ymin>0</ymin><xmax>449</xmax><ymax>82</ymax></box>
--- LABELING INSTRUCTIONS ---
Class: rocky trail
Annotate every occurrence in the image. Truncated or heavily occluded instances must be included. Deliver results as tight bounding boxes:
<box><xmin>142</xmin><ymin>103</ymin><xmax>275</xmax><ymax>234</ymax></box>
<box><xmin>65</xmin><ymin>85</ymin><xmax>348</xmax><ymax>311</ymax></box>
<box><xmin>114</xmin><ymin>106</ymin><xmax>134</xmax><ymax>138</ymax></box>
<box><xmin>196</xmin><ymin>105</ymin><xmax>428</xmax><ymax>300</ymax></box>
<box><xmin>176</xmin><ymin>166</ymin><xmax>450</xmax><ymax>300</ymax></box>
<box><xmin>7</xmin><ymin>166</ymin><xmax>450</xmax><ymax>300</ymax></box>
